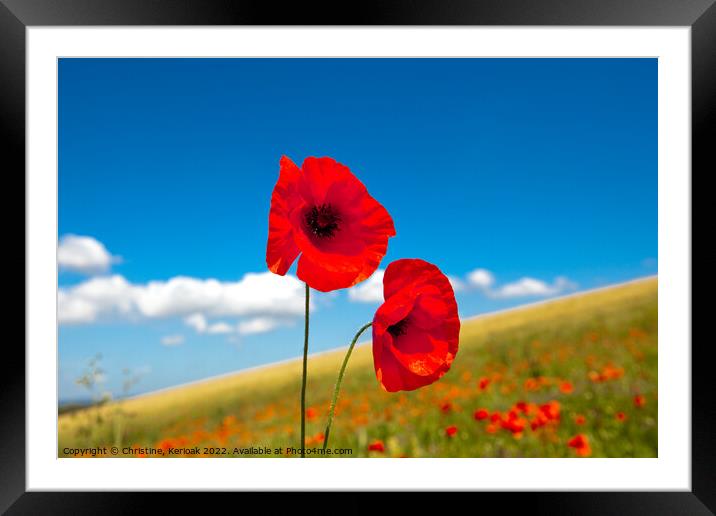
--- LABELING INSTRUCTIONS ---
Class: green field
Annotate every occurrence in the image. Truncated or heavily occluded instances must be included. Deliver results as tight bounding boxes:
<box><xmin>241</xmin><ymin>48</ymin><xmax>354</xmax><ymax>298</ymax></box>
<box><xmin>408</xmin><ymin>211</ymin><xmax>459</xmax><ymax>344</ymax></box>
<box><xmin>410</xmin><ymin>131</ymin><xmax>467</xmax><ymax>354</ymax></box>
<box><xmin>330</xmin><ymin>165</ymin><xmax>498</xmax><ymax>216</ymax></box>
<box><xmin>59</xmin><ymin>277</ymin><xmax>657</xmax><ymax>458</ymax></box>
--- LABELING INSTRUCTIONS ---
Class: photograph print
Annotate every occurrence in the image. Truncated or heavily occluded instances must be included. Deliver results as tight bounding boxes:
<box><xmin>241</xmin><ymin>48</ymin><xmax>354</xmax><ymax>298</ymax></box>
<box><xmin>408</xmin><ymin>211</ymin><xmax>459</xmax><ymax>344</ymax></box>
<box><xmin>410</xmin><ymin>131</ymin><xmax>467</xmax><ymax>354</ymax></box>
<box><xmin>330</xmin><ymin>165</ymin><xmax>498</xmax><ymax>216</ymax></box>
<box><xmin>58</xmin><ymin>57</ymin><xmax>657</xmax><ymax>459</ymax></box>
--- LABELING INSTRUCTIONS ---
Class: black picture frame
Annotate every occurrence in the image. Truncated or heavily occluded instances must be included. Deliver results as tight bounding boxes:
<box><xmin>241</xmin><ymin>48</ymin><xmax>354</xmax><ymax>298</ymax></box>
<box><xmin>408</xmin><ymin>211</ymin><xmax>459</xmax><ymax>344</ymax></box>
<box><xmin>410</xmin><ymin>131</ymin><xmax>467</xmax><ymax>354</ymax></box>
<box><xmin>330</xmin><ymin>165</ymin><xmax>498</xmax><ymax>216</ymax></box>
<box><xmin>2</xmin><ymin>0</ymin><xmax>707</xmax><ymax>512</ymax></box>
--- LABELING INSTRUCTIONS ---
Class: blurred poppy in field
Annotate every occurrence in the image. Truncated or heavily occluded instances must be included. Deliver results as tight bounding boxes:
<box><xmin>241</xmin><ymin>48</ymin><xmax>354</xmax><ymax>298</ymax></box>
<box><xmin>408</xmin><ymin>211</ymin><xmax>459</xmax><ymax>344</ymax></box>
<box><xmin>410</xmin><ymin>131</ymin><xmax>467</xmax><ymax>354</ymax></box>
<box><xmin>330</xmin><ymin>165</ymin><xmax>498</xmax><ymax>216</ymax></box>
<box><xmin>368</xmin><ymin>440</ymin><xmax>385</xmax><ymax>452</ymax></box>
<box><xmin>372</xmin><ymin>259</ymin><xmax>460</xmax><ymax>392</ymax></box>
<box><xmin>478</xmin><ymin>377</ymin><xmax>491</xmax><ymax>391</ymax></box>
<box><xmin>587</xmin><ymin>370</ymin><xmax>601</xmax><ymax>383</ymax></box>
<box><xmin>568</xmin><ymin>434</ymin><xmax>592</xmax><ymax>457</ymax></box>
<box><xmin>266</xmin><ymin>156</ymin><xmax>395</xmax><ymax>292</ymax></box>
<box><xmin>615</xmin><ymin>412</ymin><xmax>628</xmax><ymax>422</ymax></box>
<box><xmin>440</xmin><ymin>402</ymin><xmax>453</xmax><ymax>414</ymax></box>
<box><xmin>574</xmin><ymin>414</ymin><xmax>586</xmax><ymax>426</ymax></box>
<box><xmin>306</xmin><ymin>432</ymin><xmax>325</xmax><ymax>446</ymax></box>
<box><xmin>445</xmin><ymin>425</ymin><xmax>458</xmax><ymax>437</ymax></box>
<box><xmin>305</xmin><ymin>407</ymin><xmax>317</xmax><ymax>421</ymax></box>
<box><xmin>600</xmin><ymin>364</ymin><xmax>625</xmax><ymax>381</ymax></box>
<box><xmin>514</xmin><ymin>401</ymin><xmax>530</xmax><ymax>414</ymax></box>
<box><xmin>501</xmin><ymin>414</ymin><xmax>527</xmax><ymax>434</ymax></box>
<box><xmin>634</xmin><ymin>394</ymin><xmax>646</xmax><ymax>408</ymax></box>
<box><xmin>157</xmin><ymin>439</ymin><xmax>175</xmax><ymax>453</ymax></box>
<box><xmin>474</xmin><ymin>408</ymin><xmax>489</xmax><ymax>420</ymax></box>
<box><xmin>559</xmin><ymin>381</ymin><xmax>574</xmax><ymax>394</ymax></box>
<box><xmin>540</xmin><ymin>400</ymin><xmax>561</xmax><ymax>421</ymax></box>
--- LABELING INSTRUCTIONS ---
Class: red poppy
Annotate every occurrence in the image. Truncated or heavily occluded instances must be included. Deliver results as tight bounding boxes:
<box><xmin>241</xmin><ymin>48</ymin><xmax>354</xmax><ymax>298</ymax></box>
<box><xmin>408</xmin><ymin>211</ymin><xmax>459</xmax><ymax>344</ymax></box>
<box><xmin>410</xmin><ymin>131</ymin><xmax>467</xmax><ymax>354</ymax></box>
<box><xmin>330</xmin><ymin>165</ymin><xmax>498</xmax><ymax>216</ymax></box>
<box><xmin>266</xmin><ymin>156</ymin><xmax>395</xmax><ymax>292</ymax></box>
<box><xmin>568</xmin><ymin>434</ymin><xmax>592</xmax><ymax>457</ymax></box>
<box><xmin>305</xmin><ymin>407</ymin><xmax>317</xmax><ymax>420</ymax></box>
<box><xmin>368</xmin><ymin>440</ymin><xmax>385</xmax><ymax>452</ymax></box>
<box><xmin>445</xmin><ymin>425</ymin><xmax>458</xmax><ymax>437</ymax></box>
<box><xmin>574</xmin><ymin>414</ymin><xmax>586</xmax><ymax>426</ymax></box>
<box><xmin>478</xmin><ymin>377</ymin><xmax>491</xmax><ymax>391</ymax></box>
<box><xmin>372</xmin><ymin>259</ymin><xmax>460</xmax><ymax>392</ymax></box>
<box><xmin>474</xmin><ymin>408</ymin><xmax>489</xmax><ymax>421</ymax></box>
<box><xmin>634</xmin><ymin>394</ymin><xmax>646</xmax><ymax>408</ymax></box>
<box><xmin>559</xmin><ymin>381</ymin><xmax>574</xmax><ymax>394</ymax></box>
<box><xmin>502</xmin><ymin>416</ymin><xmax>527</xmax><ymax>434</ymax></box>
<box><xmin>514</xmin><ymin>401</ymin><xmax>529</xmax><ymax>414</ymax></box>
<box><xmin>440</xmin><ymin>402</ymin><xmax>453</xmax><ymax>414</ymax></box>
<box><xmin>615</xmin><ymin>412</ymin><xmax>628</xmax><ymax>422</ymax></box>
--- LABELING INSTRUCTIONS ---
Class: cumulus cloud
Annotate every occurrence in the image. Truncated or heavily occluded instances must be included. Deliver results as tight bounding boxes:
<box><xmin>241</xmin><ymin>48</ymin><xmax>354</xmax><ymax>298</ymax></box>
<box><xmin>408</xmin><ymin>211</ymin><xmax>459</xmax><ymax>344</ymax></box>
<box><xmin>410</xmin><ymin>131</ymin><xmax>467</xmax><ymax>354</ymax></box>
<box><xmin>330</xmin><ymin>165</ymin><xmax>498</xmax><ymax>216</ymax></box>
<box><xmin>347</xmin><ymin>270</ymin><xmax>385</xmax><ymax>303</ymax></box>
<box><xmin>57</xmin><ymin>275</ymin><xmax>135</xmax><ymax>324</ymax></box>
<box><xmin>206</xmin><ymin>322</ymin><xmax>234</xmax><ymax>335</ymax></box>
<box><xmin>58</xmin><ymin>272</ymin><xmax>307</xmax><ymax>336</ymax></box>
<box><xmin>466</xmin><ymin>268</ymin><xmax>495</xmax><ymax>290</ymax></box>
<box><xmin>490</xmin><ymin>276</ymin><xmax>577</xmax><ymax>299</ymax></box>
<box><xmin>184</xmin><ymin>313</ymin><xmax>208</xmax><ymax>333</ymax></box>
<box><xmin>161</xmin><ymin>334</ymin><xmax>185</xmax><ymax>346</ymax></box>
<box><xmin>238</xmin><ymin>317</ymin><xmax>287</xmax><ymax>335</ymax></box>
<box><xmin>58</xmin><ymin>235</ymin><xmax>120</xmax><ymax>275</ymax></box>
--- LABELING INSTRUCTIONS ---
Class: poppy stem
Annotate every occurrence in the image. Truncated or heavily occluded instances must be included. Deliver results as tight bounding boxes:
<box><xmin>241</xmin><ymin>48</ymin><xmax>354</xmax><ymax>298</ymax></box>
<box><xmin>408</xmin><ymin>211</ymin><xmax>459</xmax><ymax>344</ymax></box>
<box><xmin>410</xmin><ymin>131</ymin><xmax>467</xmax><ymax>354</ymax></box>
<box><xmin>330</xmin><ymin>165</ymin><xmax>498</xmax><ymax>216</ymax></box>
<box><xmin>301</xmin><ymin>283</ymin><xmax>310</xmax><ymax>458</ymax></box>
<box><xmin>322</xmin><ymin>322</ymin><xmax>373</xmax><ymax>450</ymax></box>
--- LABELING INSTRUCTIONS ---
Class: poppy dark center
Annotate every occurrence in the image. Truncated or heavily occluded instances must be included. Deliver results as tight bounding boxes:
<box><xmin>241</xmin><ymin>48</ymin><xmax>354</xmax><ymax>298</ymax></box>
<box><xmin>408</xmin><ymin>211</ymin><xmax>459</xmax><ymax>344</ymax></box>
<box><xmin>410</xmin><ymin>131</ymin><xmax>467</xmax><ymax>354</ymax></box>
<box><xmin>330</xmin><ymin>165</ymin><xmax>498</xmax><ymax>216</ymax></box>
<box><xmin>387</xmin><ymin>318</ymin><xmax>409</xmax><ymax>338</ymax></box>
<box><xmin>305</xmin><ymin>203</ymin><xmax>341</xmax><ymax>238</ymax></box>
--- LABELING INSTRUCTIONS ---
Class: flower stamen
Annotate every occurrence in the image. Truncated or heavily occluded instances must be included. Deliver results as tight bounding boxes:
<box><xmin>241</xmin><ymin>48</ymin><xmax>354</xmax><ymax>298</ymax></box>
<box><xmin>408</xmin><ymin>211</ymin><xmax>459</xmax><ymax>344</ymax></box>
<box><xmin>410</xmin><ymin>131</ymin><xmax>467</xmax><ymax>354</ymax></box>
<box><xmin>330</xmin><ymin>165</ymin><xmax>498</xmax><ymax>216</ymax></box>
<box><xmin>387</xmin><ymin>318</ymin><xmax>409</xmax><ymax>338</ymax></box>
<box><xmin>305</xmin><ymin>204</ymin><xmax>341</xmax><ymax>238</ymax></box>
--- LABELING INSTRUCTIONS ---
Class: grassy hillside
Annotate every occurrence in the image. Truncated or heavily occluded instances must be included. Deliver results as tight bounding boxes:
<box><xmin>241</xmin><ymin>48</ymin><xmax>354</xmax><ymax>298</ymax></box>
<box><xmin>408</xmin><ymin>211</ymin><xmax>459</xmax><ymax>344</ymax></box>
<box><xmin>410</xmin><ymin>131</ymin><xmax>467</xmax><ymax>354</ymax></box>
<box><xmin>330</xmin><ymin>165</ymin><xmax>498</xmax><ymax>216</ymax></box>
<box><xmin>59</xmin><ymin>277</ymin><xmax>657</xmax><ymax>458</ymax></box>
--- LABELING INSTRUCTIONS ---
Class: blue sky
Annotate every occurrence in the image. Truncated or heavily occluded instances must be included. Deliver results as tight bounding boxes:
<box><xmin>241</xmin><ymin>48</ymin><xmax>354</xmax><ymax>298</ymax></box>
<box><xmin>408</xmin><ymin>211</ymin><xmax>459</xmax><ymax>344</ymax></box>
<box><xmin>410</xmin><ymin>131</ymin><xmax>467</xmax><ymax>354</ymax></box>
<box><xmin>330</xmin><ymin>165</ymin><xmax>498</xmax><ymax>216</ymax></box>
<box><xmin>58</xmin><ymin>58</ymin><xmax>657</xmax><ymax>402</ymax></box>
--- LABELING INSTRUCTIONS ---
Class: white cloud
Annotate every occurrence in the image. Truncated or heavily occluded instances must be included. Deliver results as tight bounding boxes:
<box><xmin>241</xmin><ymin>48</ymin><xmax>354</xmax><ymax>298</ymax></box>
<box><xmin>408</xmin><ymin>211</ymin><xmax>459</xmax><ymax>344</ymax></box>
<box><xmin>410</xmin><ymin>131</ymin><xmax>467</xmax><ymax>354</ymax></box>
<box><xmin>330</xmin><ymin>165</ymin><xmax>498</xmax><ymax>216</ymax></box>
<box><xmin>161</xmin><ymin>334</ymin><xmax>185</xmax><ymax>346</ymax></box>
<box><xmin>490</xmin><ymin>276</ymin><xmax>577</xmax><ymax>299</ymax></box>
<box><xmin>58</xmin><ymin>275</ymin><xmax>136</xmax><ymax>324</ymax></box>
<box><xmin>58</xmin><ymin>272</ymin><xmax>306</xmax><ymax>332</ymax></box>
<box><xmin>206</xmin><ymin>322</ymin><xmax>234</xmax><ymax>335</ymax></box>
<box><xmin>467</xmin><ymin>268</ymin><xmax>495</xmax><ymax>290</ymax></box>
<box><xmin>238</xmin><ymin>317</ymin><xmax>284</xmax><ymax>335</ymax></box>
<box><xmin>184</xmin><ymin>313</ymin><xmax>208</xmax><ymax>333</ymax></box>
<box><xmin>347</xmin><ymin>270</ymin><xmax>385</xmax><ymax>303</ymax></box>
<box><xmin>184</xmin><ymin>314</ymin><xmax>235</xmax><ymax>335</ymax></box>
<box><xmin>58</xmin><ymin>235</ymin><xmax>120</xmax><ymax>275</ymax></box>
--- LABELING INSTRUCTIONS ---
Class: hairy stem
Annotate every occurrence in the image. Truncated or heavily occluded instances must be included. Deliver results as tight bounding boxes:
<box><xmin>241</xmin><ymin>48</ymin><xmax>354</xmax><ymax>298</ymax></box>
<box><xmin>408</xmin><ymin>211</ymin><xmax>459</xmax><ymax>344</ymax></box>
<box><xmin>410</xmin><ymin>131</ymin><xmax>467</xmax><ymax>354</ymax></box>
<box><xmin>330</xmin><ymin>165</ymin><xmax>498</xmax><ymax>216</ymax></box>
<box><xmin>323</xmin><ymin>322</ymin><xmax>373</xmax><ymax>450</ymax></box>
<box><xmin>300</xmin><ymin>283</ymin><xmax>310</xmax><ymax>458</ymax></box>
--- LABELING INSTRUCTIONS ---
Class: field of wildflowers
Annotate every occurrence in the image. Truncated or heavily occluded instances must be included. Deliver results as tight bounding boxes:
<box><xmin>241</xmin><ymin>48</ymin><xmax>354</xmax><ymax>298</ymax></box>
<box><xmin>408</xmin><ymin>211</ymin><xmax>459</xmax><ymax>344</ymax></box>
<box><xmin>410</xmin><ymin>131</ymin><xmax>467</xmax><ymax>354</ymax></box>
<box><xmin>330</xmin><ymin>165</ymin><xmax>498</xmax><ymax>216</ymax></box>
<box><xmin>58</xmin><ymin>277</ymin><xmax>657</xmax><ymax>458</ymax></box>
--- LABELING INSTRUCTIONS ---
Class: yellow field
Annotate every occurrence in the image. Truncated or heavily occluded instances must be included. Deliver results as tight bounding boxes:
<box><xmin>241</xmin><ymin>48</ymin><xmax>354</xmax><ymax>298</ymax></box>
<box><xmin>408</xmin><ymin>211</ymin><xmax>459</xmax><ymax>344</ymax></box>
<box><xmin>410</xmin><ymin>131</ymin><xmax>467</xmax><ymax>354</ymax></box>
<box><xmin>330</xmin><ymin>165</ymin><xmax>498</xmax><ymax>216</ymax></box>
<box><xmin>59</xmin><ymin>276</ymin><xmax>657</xmax><ymax>458</ymax></box>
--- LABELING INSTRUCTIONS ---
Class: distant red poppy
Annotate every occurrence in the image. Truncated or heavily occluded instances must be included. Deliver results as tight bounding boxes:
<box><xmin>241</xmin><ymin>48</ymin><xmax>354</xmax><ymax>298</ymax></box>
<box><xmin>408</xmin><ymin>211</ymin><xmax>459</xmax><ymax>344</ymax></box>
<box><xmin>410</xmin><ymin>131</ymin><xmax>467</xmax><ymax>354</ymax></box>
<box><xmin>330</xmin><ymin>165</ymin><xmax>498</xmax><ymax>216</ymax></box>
<box><xmin>368</xmin><ymin>440</ymin><xmax>385</xmax><ymax>452</ymax></box>
<box><xmin>266</xmin><ymin>156</ymin><xmax>395</xmax><ymax>292</ymax></box>
<box><xmin>634</xmin><ymin>394</ymin><xmax>646</xmax><ymax>408</ymax></box>
<box><xmin>615</xmin><ymin>412</ymin><xmax>627</xmax><ymax>422</ymax></box>
<box><xmin>502</xmin><ymin>415</ymin><xmax>527</xmax><ymax>434</ymax></box>
<box><xmin>514</xmin><ymin>401</ymin><xmax>529</xmax><ymax>414</ymax></box>
<box><xmin>445</xmin><ymin>425</ymin><xmax>458</xmax><ymax>438</ymax></box>
<box><xmin>574</xmin><ymin>414</ymin><xmax>586</xmax><ymax>426</ymax></box>
<box><xmin>540</xmin><ymin>400</ymin><xmax>561</xmax><ymax>421</ymax></box>
<box><xmin>305</xmin><ymin>407</ymin><xmax>317</xmax><ymax>420</ymax></box>
<box><xmin>478</xmin><ymin>377</ymin><xmax>491</xmax><ymax>391</ymax></box>
<box><xmin>474</xmin><ymin>408</ymin><xmax>490</xmax><ymax>421</ymax></box>
<box><xmin>559</xmin><ymin>381</ymin><xmax>574</xmax><ymax>394</ymax></box>
<box><xmin>440</xmin><ymin>402</ymin><xmax>453</xmax><ymax>414</ymax></box>
<box><xmin>568</xmin><ymin>434</ymin><xmax>592</xmax><ymax>457</ymax></box>
<box><xmin>372</xmin><ymin>259</ymin><xmax>460</xmax><ymax>392</ymax></box>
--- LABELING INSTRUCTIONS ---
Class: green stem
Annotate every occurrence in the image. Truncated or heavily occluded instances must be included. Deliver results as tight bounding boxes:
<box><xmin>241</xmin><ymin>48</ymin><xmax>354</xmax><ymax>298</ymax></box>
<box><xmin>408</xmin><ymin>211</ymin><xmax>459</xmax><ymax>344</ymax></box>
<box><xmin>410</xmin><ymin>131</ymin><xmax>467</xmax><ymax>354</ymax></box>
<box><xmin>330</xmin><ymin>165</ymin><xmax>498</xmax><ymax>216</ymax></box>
<box><xmin>300</xmin><ymin>283</ymin><xmax>310</xmax><ymax>458</ymax></box>
<box><xmin>323</xmin><ymin>322</ymin><xmax>373</xmax><ymax>450</ymax></box>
